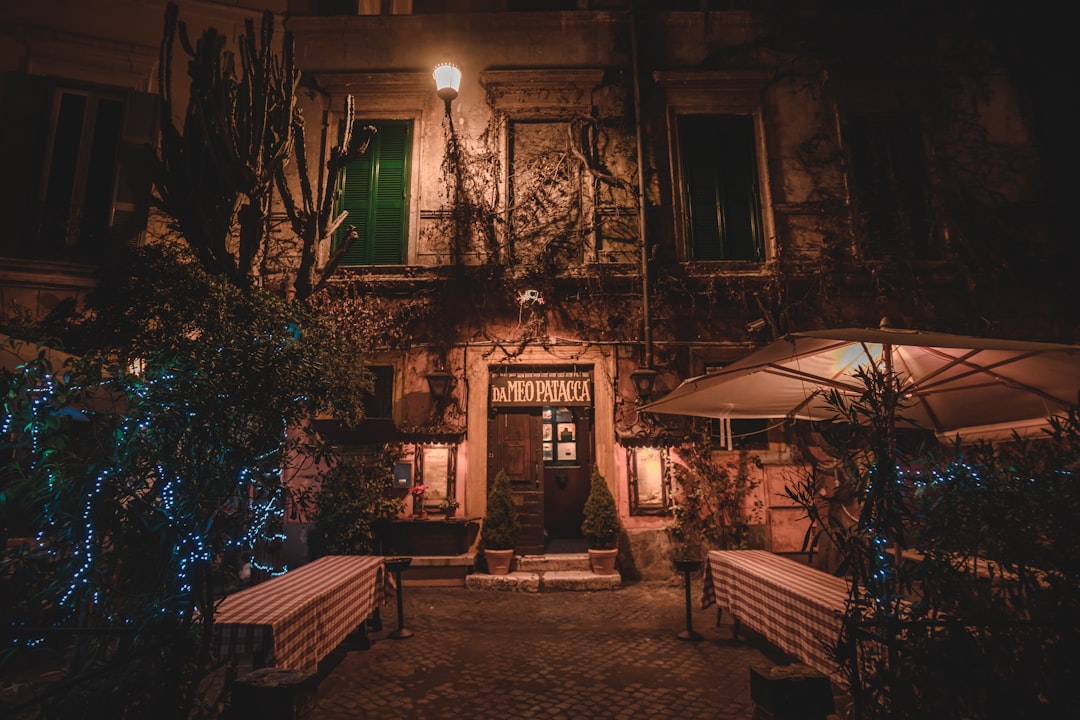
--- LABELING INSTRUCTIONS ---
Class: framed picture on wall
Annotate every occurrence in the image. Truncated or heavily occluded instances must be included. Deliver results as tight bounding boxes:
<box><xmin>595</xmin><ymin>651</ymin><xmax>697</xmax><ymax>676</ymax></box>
<box><xmin>418</xmin><ymin>444</ymin><xmax>455</xmax><ymax>506</ymax></box>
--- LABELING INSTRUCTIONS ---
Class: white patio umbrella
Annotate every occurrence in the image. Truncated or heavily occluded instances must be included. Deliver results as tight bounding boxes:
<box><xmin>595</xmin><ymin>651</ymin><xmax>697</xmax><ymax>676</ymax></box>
<box><xmin>642</xmin><ymin>327</ymin><xmax>1080</xmax><ymax>441</ymax></box>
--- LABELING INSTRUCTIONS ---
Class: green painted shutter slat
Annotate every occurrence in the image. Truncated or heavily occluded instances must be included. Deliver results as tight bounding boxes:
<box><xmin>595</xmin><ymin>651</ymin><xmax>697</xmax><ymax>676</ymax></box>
<box><xmin>370</xmin><ymin>122</ymin><xmax>409</xmax><ymax>264</ymax></box>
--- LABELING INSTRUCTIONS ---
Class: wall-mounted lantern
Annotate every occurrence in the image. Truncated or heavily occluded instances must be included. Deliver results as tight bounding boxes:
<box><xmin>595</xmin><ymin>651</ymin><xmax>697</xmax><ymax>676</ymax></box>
<box><xmin>630</xmin><ymin>367</ymin><xmax>659</xmax><ymax>402</ymax></box>
<box><xmin>433</xmin><ymin>62</ymin><xmax>462</xmax><ymax>116</ymax></box>
<box><xmin>425</xmin><ymin>369</ymin><xmax>454</xmax><ymax>404</ymax></box>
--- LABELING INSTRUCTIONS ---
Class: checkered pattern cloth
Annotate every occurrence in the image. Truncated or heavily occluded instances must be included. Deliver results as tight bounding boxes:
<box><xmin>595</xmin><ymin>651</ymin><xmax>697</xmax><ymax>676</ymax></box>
<box><xmin>211</xmin><ymin>555</ymin><xmax>395</xmax><ymax>673</ymax></box>
<box><xmin>702</xmin><ymin>550</ymin><xmax>849</xmax><ymax>683</ymax></box>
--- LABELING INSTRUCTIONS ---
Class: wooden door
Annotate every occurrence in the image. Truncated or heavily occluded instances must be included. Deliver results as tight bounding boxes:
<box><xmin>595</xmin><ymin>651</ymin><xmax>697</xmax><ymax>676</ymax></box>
<box><xmin>543</xmin><ymin>408</ymin><xmax>592</xmax><ymax>541</ymax></box>
<box><xmin>489</xmin><ymin>410</ymin><xmax>544</xmax><ymax>554</ymax></box>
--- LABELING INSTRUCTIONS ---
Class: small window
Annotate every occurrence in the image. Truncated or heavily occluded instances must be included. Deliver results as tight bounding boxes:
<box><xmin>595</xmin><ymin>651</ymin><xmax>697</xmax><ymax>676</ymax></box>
<box><xmin>710</xmin><ymin>417</ymin><xmax>770</xmax><ymax>450</ymax></box>
<box><xmin>628</xmin><ymin>446</ymin><xmax>670</xmax><ymax>515</ymax></box>
<box><xmin>678</xmin><ymin>114</ymin><xmax>765</xmax><ymax>262</ymax></box>
<box><xmin>363</xmin><ymin>365</ymin><xmax>395</xmax><ymax>419</ymax></box>
<box><xmin>336</xmin><ymin>119</ymin><xmax>412</xmax><ymax>265</ymax></box>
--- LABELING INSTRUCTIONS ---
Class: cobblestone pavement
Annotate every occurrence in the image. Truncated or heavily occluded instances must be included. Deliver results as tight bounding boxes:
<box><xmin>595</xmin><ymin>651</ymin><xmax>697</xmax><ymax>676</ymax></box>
<box><xmin>306</xmin><ymin>579</ymin><xmax>850</xmax><ymax>720</ymax></box>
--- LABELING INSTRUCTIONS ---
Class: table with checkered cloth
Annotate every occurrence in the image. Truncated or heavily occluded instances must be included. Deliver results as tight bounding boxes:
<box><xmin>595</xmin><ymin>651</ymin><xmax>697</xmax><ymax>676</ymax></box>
<box><xmin>211</xmin><ymin>555</ymin><xmax>395</xmax><ymax>673</ymax></box>
<box><xmin>701</xmin><ymin>550</ymin><xmax>849</xmax><ymax>683</ymax></box>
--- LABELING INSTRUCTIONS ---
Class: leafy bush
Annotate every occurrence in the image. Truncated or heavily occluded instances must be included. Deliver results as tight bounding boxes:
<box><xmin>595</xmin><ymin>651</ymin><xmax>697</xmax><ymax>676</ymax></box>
<box><xmin>786</xmin><ymin>365</ymin><xmax>1080</xmax><ymax>719</ymax></box>
<box><xmin>307</xmin><ymin>446</ymin><xmax>405</xmax><ymax>557</ymax></box>
<box><xmin>667</xmin><ymin>432</ymin><xmax>762</xmax><ymax>558</ymax></box>
<box><xmin>0</xmin><ymin>246</ymin><xmax>370</xmax><ymax>718</ymax></box>
<box><xmin>480</xmin><ymin>469</ymin><xmax>519</xmax><ymax>551</ymax></box>
<box><xmin>581</xmin><ymin>465</ymin><xmax>621</xmax><ymax>550</ymax></box>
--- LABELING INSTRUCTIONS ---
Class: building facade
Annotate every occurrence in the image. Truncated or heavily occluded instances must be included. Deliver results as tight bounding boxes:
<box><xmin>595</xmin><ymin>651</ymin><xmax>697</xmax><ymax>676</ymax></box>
<box><xmin>1</xmin><ymin>0</ymin><xmax>1071</xmax><ymax>578</ymax></box>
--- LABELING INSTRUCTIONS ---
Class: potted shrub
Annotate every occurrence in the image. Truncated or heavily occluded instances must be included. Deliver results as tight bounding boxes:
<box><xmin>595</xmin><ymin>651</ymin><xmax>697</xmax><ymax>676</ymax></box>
<box><xmin>480</xmin><ymin>469</ymin><xmax>519</xmax><ymax>574</ymax></box>
<box><xmin>581</xmin><ymin>464</ymin><xmax>621</xmax><ymax>574</ymax></box>
<box><xmin>438</xmin><ymin>495</ymin><xmax>460</xmax><ymax>520</ymax></box>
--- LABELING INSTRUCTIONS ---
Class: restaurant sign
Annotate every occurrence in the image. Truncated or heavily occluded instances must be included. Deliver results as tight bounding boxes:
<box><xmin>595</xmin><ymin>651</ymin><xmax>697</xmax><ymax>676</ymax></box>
<box><xmin>490</xmin><ymin>371</ymin><xmax>593</xmax><ymax>407</ymax></box>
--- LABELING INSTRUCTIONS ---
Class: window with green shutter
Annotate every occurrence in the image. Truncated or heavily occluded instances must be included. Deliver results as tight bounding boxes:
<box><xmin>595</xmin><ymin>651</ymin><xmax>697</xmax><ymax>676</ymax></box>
<box><xmin>335</xmin><ymin>119</ymin><xmax>412</xmax><ymax>266</ymax></box>
<box><xmin>678</xmin><ymin>114</ymin><xmax>765</xmax><ymax>262</ymax></box>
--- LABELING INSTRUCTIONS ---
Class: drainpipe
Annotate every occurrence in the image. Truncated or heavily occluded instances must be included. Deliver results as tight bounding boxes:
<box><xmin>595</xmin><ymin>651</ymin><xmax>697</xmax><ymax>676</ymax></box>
<box><xmin>630</xmin><ymin>2</ymin><xmax>653</xmax><ymax>369</ymax></box>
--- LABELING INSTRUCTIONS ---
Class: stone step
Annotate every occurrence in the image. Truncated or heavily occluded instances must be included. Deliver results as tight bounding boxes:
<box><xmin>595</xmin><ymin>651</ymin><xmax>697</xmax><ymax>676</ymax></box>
<box><xmin>464</xmin><ymin>569</ymin><xmax>621</xmax><ymax>593</ymax></box>
<box><xmin>516</xmin><ymin>552</ymin><xmax>591</xmax><ymax>573</ymax></box>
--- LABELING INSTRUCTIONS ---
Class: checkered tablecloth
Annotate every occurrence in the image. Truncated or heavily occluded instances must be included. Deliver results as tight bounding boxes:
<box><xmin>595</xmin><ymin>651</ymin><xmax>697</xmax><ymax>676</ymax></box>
<box><xmin>701</xmin><ymin>550</ymin><xmax>849</xmax><ymax>683</ymax></box>
<box><xmin>211</xmin><ymin>555</ymin><xmax>395</xmax><ymax>673</ymax></box>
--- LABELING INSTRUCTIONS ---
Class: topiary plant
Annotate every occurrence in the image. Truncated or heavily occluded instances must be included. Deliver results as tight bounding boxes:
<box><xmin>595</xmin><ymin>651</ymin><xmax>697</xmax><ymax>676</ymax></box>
<box><xmin>480</xmin><ymin>469</ymin><xmax>519</xmax><ymax>551</ymax></box>
<box><xmin>581</xmin><ymin>464</ymin><xmax>621</xmax><ymax>550</ymax></box>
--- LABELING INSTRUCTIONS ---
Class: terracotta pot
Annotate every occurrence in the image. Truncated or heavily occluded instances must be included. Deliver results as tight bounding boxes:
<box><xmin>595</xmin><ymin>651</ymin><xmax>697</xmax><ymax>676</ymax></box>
<box><xmin>484</xmin><ymin>548</ymin><xmax>514</xmax><ymax>575</ymax></box>
<box><xmin>588</xmin><ymin>548</ymin><xmax>619</xmax><ymax>575</ymax></box>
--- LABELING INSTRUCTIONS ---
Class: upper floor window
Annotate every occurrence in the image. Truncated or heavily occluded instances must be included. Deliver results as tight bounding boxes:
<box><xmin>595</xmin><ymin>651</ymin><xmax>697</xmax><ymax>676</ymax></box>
<box><xmin>677</xmin><ymin>114</ymin><xmax>765</xmax><ymax>262</ymax></box>
<box><xmin>845</xmin><ymin>112</ymin><xmax>933</xmax><ymax>260</ymax></box>
<box><xmin>508</xmin><ymin>119</ymin><xmax>586</xmax><ymax>270</ymax></box>
<box><xmin>336</xmin><ymin>119</ymin><xmax>413</xmax><ymax>265</ymax></box>
<box><xmin>362</xmin><ymin>365</ymin><xmax>396</xmax><ymax>419</ymax></box>
<box><xmin>0</xmin><ymin>74</ymin><xmax>156</xmax><ymax>262</ymax></box>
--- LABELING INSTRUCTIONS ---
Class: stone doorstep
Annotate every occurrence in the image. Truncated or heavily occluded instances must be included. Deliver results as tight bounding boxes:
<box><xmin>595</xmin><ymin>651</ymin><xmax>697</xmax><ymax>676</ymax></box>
<box><xmin>398</xmin><ymin>553</ymin><xmax>622</xmax><ymax>590</ymax></box>
<box><xmin>465</xmin><ymin>569</ymin><xmax>621</xmax><ymax>593</ymax></box>
<box><xmin>399</xmin><ymin>553</ymin><xmax>476</xmax><ymax>587</ymax></box>
<box><xmin>517</xmin><ymin>552</ymin><xmax>591</xmax><ymax>573</ymax></box>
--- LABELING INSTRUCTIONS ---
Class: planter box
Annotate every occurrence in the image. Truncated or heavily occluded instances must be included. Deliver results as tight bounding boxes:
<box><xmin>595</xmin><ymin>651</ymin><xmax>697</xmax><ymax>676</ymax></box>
<box><xmin>376</xmin><ymin>516</ymin><xmax>480</xmax><ymax>556</ymax></box>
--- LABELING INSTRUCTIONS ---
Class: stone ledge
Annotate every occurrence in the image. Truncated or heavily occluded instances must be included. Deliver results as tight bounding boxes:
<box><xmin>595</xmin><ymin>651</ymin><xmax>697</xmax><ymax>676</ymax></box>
<box><xmin>406</xmin><ymin>553</ymin><xmax>476</xmax><ymax>567</ymax></box>
<box><xmin>464</xmin><ymin>569</ymin><xmax>622</xmax><ymax>592</ymax></box>
<box><xmin>541</xmin><ymin>570</ymin><xmax>621</xmax><ymax>591</ymax></box>
<box><xmin>517</xmin><ymin>553</ymin><xmax>590</xmax><ymax>573</ymax></box>
<box><xmin>465</xmin><ymin>571</ymin><xmax>541</xmax><ymax>592</ymax></box>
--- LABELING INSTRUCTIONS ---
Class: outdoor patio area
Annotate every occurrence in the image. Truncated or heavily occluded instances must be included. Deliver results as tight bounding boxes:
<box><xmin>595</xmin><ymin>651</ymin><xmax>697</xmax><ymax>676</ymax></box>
<box><xmin>294</xmin><ymin>579</ymin><xmax>850</xmax><ymax>720</ymax></box>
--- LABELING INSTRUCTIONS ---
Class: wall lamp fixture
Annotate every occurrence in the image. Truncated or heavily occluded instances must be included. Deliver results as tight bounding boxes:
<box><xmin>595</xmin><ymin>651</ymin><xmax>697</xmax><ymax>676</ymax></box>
<box><xmin>630</xmin><ymin>367</ymin><xmax>659</xmax><ymax>403</ymax></box>
<box><xmin>425</xmin><ymin>369</ymin><xmax>454</xmax><ymax>403</ymax></box>
<box><xmin>433</xmin><ymin>62</ymin><xmax>462</xmax><ymax>116</ymax></box>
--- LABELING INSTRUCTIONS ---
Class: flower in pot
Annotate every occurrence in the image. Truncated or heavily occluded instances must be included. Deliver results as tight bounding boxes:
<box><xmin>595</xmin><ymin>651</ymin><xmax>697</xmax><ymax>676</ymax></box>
<box><xmin>438</xmin><ymin>495</ymin><xmax>460</xmax><ymax>520</ymax></box>
<box><xmin>581</xmin><ymin>464</ymin><xmax>621</xmax><ymax>575</ymax></box>
<box><xmin>480</xmin><ymin>469</ymin><xmax>519</xmax><ymax>575</ymax></box>
<box><xmin>410</xmin><ymin>483</ymin><xmax>428</xmax><ymax>517</ymax></box>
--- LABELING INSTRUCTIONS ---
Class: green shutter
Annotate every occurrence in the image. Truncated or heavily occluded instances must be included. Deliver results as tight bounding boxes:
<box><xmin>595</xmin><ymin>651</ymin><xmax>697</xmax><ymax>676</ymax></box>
<box><xmin>679</xmin><ymin>114</ymin><xmax>764</xmax><ymax>262</ymax></box>
<box><xmin>338</xmin><ymin>154</ymin><xmax>372</xmax><ymax>265</ymax></box>
<box><xmin>336</xmin><ymin>119</ymin><xmax>410</xmax><ymax>266</ymax></box>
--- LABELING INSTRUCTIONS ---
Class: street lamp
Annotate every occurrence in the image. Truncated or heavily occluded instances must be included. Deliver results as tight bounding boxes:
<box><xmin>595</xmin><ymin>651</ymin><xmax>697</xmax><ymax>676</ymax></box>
<box><xmin>433</xmin><ymin>62</ymin><xmax>461</xmax><ymax>116</ymax></box>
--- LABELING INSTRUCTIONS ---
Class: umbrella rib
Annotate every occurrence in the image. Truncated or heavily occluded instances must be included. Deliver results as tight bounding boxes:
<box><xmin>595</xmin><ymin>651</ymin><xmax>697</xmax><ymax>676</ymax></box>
<box><xmin>912</xmin><ymin>347</ymin><xmax>1075</xmax><ymax>407</ymax></box>
<box><xmin>763</xmin><ymin>363</ymin><xmax>867</xmax><ymax>393</ymax></box>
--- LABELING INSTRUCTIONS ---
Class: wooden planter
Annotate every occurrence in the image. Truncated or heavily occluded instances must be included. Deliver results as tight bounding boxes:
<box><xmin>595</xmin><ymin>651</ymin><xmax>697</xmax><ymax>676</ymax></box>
<box><xmin>375</xmin><ymin>517</ymin><xmax>480</xmax><ymax>556</ymax></box>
